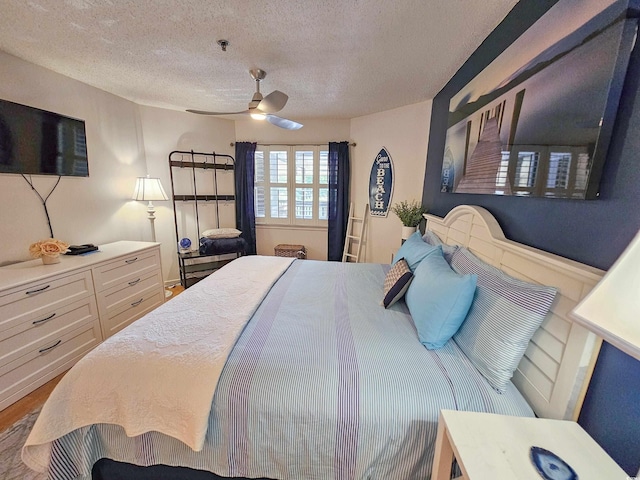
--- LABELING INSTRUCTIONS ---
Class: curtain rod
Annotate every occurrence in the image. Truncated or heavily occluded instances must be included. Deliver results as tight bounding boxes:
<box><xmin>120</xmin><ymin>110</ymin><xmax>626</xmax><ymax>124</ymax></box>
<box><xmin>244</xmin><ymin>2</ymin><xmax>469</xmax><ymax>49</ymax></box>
<box><xmin>230</xmin><ymin>142</ymin><xmax>356</xmax><ymax>147</ymax></box>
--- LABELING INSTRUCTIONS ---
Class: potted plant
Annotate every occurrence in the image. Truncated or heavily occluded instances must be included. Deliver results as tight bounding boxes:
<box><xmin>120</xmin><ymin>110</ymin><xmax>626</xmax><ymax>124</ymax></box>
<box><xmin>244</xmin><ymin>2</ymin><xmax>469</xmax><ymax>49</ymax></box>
<box><xmin>391</xmin><ymin>200</ymin><xmax>427</xmax><ymax>240</ymax></box>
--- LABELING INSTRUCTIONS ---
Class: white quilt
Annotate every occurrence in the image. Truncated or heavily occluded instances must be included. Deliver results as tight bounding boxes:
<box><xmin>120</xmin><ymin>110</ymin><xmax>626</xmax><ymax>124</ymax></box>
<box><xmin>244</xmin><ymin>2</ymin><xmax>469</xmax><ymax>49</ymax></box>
<box><xmin>22</xmin><ymin>255</ymin><xmax>293</xmax><ymax>473</ymax></box>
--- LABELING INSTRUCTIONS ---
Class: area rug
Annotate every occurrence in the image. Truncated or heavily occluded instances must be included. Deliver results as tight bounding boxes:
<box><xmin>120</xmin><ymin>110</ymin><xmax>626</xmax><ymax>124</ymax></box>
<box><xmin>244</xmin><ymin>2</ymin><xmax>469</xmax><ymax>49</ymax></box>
<box><xmin>0</xmin><ymin>406</ymin><xmax>46</xmax><ymax>480</ymax></box>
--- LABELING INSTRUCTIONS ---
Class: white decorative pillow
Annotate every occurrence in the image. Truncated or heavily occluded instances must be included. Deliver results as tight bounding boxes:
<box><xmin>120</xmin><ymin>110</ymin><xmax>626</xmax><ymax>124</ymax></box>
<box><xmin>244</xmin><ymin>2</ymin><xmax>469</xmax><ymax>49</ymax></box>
<box><xmin>382</xmin><ymin>258</ymin><xmax>414</xmax><ymax>308</ymax></box>
<box><xmin>201</xmin><ymin>228</ymin><xmax>242</xmax><ymax>239</ymax></box>
<box><xmin>450</xmin><ymin>247</ymin><xmax>557</xmax><ymax>393</ymax></box>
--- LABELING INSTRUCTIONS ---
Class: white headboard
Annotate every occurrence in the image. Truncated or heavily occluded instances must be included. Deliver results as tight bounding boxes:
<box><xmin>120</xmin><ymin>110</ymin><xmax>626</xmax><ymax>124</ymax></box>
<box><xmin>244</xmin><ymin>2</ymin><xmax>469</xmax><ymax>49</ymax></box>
<box><xmin>424</xmin><ymin>205</ymin><xmax>604</xmax><ymax>421</ymax></box>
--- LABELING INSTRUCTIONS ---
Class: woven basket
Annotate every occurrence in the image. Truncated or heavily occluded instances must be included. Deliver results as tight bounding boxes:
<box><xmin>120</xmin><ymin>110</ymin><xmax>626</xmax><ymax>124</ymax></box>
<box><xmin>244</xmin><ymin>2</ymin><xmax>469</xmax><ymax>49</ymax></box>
<box><xmin>274</xmin><ymin>244</ymin><xmax>306</xmax><ymax>259</ymax></box>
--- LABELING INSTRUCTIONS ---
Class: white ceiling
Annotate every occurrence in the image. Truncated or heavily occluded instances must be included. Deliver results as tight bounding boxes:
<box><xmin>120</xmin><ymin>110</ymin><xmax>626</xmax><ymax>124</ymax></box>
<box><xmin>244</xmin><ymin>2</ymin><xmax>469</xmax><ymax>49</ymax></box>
<box><xmin>0</xmin><ymin>0</ymin><xmax>519</xmax><ymax>123</ymax></box>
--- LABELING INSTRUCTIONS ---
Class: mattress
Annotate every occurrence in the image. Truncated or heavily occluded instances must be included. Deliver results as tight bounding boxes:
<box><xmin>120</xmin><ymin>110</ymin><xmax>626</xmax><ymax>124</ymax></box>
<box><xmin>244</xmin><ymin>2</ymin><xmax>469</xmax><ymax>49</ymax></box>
<box><xmin>36</xmin><ymin>259</ymin><xmax>534</xmax><ymax>479</ymax></box>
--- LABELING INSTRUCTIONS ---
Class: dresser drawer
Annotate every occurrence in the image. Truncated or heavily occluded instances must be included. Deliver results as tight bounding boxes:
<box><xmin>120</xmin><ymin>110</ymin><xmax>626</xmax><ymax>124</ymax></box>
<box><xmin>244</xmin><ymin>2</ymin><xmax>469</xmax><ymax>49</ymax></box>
<box><xmin>97</xmin><ymin>271</ymin><xmax>163</xmax><ymax>316</ymax></box>
<box><xmin>0</xmin><ymin>320</ymin><xmax>102</xmax><ymax>410</ymax></box>
<box><xmin>0</xmin><ymin>270</ymin><xmax>94</xmax><ymax>337</ymax></box>
<box><xmin>93</xmin><ymin>249</ymin><xmax>161</xmax><ymax>292</ymax></box>
<box><xmin>0</xmin><ymin>296</ymin><xmax>99</xmax><ymax>369</ymax></box>
<box><xmin>0</xmin><ymin>241</ymin><xmax>162</xmax><ymax>410</ymax></box>
<box><xmin>100</xmin><ymin>288</ymin><xmax>164</xmax><ymax>338</ymax></box>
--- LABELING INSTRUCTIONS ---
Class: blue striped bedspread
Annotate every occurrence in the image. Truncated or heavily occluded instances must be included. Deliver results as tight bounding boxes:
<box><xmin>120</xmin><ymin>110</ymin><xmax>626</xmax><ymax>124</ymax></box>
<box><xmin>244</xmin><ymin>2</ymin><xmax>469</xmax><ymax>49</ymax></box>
<box><xmin>42</xmin><ymin>260</ymin><xmax>534</xmax><ymax>479</ymax></box>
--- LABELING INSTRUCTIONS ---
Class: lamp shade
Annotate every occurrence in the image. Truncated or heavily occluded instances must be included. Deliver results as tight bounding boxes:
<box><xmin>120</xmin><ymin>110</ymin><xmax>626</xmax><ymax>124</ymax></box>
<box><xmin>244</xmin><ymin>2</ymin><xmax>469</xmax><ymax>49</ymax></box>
<box><xmin>132</xmin><ymin>176</ymin><xmax>168</xmax><ymax>202</ymax></box>
<box><xmin>570</xmin><ymin>229</ymin><xmax>640</xmax><ymax>360</ymax></box>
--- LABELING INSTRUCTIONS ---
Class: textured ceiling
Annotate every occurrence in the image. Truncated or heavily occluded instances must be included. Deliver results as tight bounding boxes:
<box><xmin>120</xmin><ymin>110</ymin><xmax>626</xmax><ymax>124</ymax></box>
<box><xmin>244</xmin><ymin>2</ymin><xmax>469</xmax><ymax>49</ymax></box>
<box><xmin>0</xmin><ymin>0</ymin><xmax>519</xmax><ymax>122</ymax></box>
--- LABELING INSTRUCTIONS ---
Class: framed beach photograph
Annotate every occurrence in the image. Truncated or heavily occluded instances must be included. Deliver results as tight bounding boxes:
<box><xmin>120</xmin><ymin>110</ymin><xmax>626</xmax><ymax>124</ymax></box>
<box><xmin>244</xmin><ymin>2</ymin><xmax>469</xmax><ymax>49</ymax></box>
<box><xmin>441</xmin><ymin>0</ymin><xmax>637</xmax><ymax>199</ymax></box>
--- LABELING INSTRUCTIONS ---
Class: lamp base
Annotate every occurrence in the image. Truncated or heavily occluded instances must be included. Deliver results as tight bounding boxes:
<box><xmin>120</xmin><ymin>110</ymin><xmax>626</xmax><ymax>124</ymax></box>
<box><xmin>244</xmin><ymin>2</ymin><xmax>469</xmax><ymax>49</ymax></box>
<box><xmin>146</xmin><ymin>202</ymin><xmax>157</xmax><ymax>242</ymax></box>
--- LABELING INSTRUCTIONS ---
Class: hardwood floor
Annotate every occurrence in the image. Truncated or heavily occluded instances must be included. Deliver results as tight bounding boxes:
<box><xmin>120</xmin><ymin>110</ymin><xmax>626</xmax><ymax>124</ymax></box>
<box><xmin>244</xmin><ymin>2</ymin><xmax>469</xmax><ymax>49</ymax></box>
<box><xmin>166</xmin><ymin>284</ymin><xmax>185</xmax><ymax>297</ymax></box>
<box><xmin>0</xmin><ymin>284</ymin><xmax>185</xmax><ymax>432</ymax></box>
<box><xmin>0</xmin><ymin>372</ymin><xmax>65</xmax><ymax>432</ymax></box>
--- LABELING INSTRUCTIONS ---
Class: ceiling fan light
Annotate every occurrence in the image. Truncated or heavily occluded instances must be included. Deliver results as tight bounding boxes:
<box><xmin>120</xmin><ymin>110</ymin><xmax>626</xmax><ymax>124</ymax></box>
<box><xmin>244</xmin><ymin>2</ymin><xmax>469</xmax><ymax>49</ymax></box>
<box><xmin>189</xmin><ymin>69</ymin><xmax>296</xmax><ymax>128</ymax></box>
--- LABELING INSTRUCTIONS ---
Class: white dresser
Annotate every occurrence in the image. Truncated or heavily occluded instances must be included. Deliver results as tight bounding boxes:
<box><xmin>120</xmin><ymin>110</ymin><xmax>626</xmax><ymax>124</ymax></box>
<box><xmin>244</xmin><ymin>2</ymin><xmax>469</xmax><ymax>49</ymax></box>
<box><xmin>0</xmin><ymin>241</ymin><xmax>164</xmax><ymax>410</ymax></box>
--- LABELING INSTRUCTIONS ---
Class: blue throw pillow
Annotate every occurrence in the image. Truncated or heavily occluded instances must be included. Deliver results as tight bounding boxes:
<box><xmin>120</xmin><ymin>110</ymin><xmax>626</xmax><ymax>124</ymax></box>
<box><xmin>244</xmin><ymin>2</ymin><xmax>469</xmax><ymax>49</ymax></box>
<box><xmin>405</xmin><ymin>252</ymin><xmax>477</xmax><ymax>350</ymax></box>
<box><xmin>392</xmin><ymin>231</ymin><xmax>441</xmax><ymax>271</ymax></box>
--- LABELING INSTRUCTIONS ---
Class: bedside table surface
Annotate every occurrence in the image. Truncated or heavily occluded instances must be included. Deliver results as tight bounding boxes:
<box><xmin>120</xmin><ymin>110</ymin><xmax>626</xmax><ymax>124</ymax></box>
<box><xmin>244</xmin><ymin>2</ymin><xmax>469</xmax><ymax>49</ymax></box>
<box><xmin>438</xmin><ymin>410</ymin><xmax>626</xmax><ymax>480</ymax></box>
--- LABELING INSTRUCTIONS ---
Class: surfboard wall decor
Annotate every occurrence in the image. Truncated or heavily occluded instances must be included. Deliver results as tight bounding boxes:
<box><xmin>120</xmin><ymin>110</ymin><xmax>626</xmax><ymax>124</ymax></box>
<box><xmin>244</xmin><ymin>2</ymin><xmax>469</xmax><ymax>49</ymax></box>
<box><xmin>369</xmin><ymin>147</ymin><xmax>394</xmax><ymax>217</ymax></box>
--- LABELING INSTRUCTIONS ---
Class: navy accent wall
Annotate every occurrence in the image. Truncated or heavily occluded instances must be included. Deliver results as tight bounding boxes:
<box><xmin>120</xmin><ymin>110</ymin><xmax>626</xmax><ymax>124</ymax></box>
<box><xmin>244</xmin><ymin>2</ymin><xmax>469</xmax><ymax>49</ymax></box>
<box><xmin>422</xmin><ymin>0</ymin><xmax>640</xmax><ymax>473</ymax></box>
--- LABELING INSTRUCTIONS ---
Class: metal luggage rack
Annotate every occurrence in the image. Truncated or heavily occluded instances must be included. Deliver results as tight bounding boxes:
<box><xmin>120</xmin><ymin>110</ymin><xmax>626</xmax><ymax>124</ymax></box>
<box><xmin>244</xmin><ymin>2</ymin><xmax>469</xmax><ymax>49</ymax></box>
<box><xmin>168</xmin><ymin>150</ymin><xmax>243</xmax><ymax>288</ymax></box>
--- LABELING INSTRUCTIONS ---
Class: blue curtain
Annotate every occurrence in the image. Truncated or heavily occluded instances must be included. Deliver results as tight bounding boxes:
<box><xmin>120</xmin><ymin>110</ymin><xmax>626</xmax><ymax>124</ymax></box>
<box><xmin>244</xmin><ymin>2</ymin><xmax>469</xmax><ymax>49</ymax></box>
<box><xmin>234</xmin><ymin>142</ymin><xmax>257</xmax><ymax>255</ymax></box>
<box><xmin>327</xmin><ymin>141</ymin><xmax>351</xmax><ymax>261</ymax></box>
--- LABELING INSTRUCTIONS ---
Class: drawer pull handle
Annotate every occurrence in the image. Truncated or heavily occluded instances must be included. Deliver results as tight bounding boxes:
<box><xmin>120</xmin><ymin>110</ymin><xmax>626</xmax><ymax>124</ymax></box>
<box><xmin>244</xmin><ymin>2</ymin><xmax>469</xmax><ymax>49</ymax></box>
<box><xmin>128</xmin><ymin>278</ymin><xmax>141</xmax><ymax>286</ymax></box>
<box><xmin>39</xmin><ymin>340</ymin><xmax>62</xmax><ymax>353</ymax></box>
<box><xmin>125</xmin><ymin>257</ymin><xmax>138</xmax><ymax>264</ymax></box>
<box><xmin>26</xmin><ymin>285</ymin><xmax>51</xmax><ymax>295</ymax></box>
<box><xmin>131</xmin><ymin>298</ymin><xmax>144</xmax><ymax>307</ymax></box>
<box><xmin>33</xmin><ymin>312</ymin><xmax>56</xmax><ymax>325</ymax></box>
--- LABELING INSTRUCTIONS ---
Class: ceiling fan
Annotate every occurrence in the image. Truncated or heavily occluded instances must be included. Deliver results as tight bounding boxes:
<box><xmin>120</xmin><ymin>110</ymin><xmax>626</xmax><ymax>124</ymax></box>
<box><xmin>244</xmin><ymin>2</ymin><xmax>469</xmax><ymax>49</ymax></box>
<box><xmin>187</xmin><ymin>69</ymin><xmax>303</xmax><ymax>130</ymax></box>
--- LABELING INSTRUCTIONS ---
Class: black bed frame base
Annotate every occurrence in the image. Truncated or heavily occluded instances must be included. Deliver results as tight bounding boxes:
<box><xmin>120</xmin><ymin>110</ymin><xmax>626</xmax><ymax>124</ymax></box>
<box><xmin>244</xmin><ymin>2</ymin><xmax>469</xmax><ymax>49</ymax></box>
<box><xmin>92</xmin><ymin>459</ymin><xmax>273</xmax><ymax>480</ymax></box>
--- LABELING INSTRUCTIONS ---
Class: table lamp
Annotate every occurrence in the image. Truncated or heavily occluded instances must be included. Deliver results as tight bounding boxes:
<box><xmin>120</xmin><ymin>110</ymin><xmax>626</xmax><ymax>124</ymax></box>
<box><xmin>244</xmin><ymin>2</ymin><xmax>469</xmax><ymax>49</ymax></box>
<box><xmin>132</xmin><ymin>175</ymin><xmax>168</xmax><ymax>242</ymax></box>
<box><xmin>570</xmin><ymin>229</ymin><xmax>640</xmax><ymax>361</ymax></box>
<box><xmin>570</xmin><ymin>228</ymin><xmax>640</xmax><ymax>477</ymax></box>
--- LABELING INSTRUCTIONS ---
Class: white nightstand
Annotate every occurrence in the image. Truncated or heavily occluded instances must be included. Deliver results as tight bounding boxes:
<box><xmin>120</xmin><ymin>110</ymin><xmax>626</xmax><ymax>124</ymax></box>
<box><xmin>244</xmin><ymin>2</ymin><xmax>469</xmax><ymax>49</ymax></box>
<box><xmin>431</xmin><ymin>410</ymin><xmax>627</xmax><ymax>480</ymax></box>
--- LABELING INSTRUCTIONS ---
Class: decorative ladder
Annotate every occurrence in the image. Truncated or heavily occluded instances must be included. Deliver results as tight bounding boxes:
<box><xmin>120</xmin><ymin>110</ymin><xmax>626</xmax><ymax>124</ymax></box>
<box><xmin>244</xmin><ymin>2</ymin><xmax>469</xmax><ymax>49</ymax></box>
<box><xmin>342</xmin><ymin>203</ymin><xmax>368</xmax><ymax>262</ymax></box>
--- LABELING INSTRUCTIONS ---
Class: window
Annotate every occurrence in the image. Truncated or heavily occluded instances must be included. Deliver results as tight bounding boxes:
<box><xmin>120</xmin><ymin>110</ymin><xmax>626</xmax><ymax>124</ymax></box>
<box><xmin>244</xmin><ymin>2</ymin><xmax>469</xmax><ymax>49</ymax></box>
<box><xmin>547</xmin><ymin>152</ymin><xmax>572</xmax><ymax>190</ymax></box>
<box><xmin>573</xmin><ymin>153</ymin><xmax>590</xmax><ymax>192</ymax></box>
<box><xmin>503</xmin><ymin>146</ymin><xmax>591</xmax><ymax>198</ymax></box>
<box><xmin>56</xmin><ymin>122</ymin><xmax>88</xmax><ymax>176</ymax></box>
<box><xmin>495</xmin><ymin>152</ymin><xmax>510</xmax><ymax>195</ymax></box>
<box><xmin>255</xmin><ymin>145</ymin><xmax>328</xmax><ymax>226</ymax></box>
<box><xmin>544</xmin><ymin>150</ymin><xmax>591</xmax><ymax>198</ymax></box>
<box><xmin>514</xmin><ymin>152</ymin><xmax>539</xmax><ymax>188</ymax></box>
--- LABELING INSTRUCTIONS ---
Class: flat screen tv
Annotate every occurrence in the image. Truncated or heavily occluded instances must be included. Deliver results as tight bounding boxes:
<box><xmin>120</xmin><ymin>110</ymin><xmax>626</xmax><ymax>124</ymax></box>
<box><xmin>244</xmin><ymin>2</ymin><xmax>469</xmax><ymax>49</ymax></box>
<box><xmin>0</xmin><ymin>99</ymin><xmax>88</xmax><ymax>177</ymax></box>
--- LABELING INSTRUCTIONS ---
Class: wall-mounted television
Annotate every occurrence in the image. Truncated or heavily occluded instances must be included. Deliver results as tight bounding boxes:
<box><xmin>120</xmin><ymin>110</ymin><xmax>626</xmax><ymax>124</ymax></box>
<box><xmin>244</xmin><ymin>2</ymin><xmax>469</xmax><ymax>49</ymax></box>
<box><xmin>0</xmin><ymin>99</ymin><xmax>89</xmax><ymax>177</ymax></box>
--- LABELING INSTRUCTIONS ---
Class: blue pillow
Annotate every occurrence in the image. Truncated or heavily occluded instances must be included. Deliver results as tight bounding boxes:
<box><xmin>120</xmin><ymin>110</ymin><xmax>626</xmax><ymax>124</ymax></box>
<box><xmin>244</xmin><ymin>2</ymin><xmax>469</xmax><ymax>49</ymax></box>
<box><xmin>405</xmin><ymin>252</ymin><xmax>477</xmax><ymax>350</ymax></box>
<box><xmin>392</xmin><ymin>232</ymin><xmax>441</xmax><ymax>271</ymax></box>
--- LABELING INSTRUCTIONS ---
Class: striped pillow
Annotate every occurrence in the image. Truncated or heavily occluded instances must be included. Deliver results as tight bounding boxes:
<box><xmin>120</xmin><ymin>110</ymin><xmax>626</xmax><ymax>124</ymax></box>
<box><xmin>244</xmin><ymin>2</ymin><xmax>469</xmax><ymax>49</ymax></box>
<box><xmin>421</xmin><ymin>230</ymin><xmax>458</xmax><ymax>263</ymax></box>
<box><xmin>450</xmin><ymin>247</ymin><xmax>557</xmax><ymax>393</ymax></box>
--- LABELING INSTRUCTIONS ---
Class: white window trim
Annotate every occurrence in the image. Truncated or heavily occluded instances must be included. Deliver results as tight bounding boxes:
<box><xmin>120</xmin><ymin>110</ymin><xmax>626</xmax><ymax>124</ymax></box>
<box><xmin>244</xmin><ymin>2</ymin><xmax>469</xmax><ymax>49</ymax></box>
<box><xmin>255</xmin><ymin>145</ymin><xmax>329</xmax><ymax>227</ymax></box>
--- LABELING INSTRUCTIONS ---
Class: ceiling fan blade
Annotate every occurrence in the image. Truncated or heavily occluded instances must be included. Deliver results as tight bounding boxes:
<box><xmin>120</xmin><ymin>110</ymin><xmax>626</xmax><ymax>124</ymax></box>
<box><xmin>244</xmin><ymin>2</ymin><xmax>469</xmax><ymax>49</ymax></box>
<box><xmin>266</xmin><ymin>114</ymin><xmax>303</xmax><ymax>130</ymax></box>
<box><xmin>258</xmin><ymin>90</ymin><xmax>288</xmax><ymax>114</ymax></box>
<box><xmin>186</xmin><ymin>109</ymin><xmax>249</xmax><ymax>115</ymax></box>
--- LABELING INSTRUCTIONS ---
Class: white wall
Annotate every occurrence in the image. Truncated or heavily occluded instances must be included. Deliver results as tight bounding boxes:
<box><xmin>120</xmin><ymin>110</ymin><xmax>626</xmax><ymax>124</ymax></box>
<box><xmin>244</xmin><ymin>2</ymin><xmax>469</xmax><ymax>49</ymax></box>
<box><xmin>0</xmin><ymin>51</ymin><xmax>432</xmax><ymax>273</ymax></box>
<box><xmin>0</xmin><ymin>53</ymin><xmax>235</xmax><ymax>285</ymax></box>
<box><xmin>137</xmin><ymin>105</ymin><xmax>235</xmax><ymax>282</ymax></box>
<box><xmin>0</xmin><ymin>52</ymin><xmax>147</xmax><ymax>266</ymax></box>
<box><xmin>235</xmin><ymin>118</ymin><xmax>351</xmax><ymax>260</ymax></box>
<box><xmin>234</xmin><ymin>107</ymin><xmax>434</xmax><ymax>264</ymax></box>
<box><xmin>350</xmin><ymin>101</ymin><xmax>432</xmax><ymax>263</ymax></box>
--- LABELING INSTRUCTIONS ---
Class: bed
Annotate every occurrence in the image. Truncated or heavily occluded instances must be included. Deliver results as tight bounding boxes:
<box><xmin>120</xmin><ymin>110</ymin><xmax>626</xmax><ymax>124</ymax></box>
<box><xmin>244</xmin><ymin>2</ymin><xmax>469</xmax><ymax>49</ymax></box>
<box><xmin>21</xmin><ymin>205</ymin><xmax>605</xmax><ymax>480</ymax></box>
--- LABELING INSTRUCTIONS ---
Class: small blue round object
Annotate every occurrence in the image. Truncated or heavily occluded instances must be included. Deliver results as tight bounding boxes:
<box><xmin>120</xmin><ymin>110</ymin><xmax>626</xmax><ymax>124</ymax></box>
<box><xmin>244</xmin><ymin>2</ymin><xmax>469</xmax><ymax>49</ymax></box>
<box><xmin>179</xmin><ymin>238</ymin><xmax>191</xmax><ymax>249</ymax></box>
